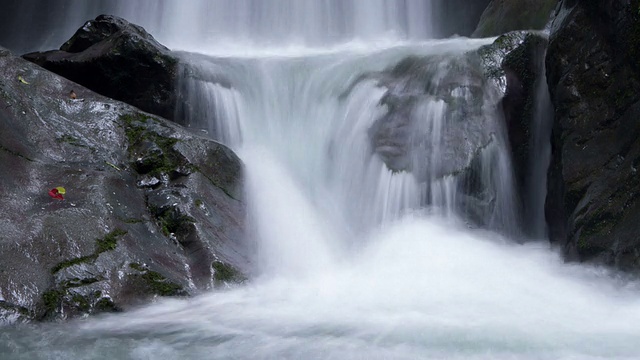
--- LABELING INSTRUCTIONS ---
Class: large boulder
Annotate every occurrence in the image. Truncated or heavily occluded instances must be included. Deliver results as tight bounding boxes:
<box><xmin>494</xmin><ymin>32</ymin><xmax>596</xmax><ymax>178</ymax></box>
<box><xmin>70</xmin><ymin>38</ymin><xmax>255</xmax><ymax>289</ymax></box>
<box><xmin>358</xmin><ymin>32</ymin><xmax>546</xmax><ymax>232</ymax></box>
<box><xmin>22</xmin><ymin>15</ymin><xmax>178</xmax><ymax>121</ymax></box>
<box><xmin>473</xmin><ymin>0</ymin><xmax>558</xmax><ymax>38</ymax></box>
<box><xmin>370</xmin><ymin>55</ymin><xmax>497</xmax><ymax>181</ymax></box>
<box><xmin>545</xmin><ymin>0</ymin><xmax>640</xmax><ymax>272</ymax></box>
<box><xmin>0</xmin><ymin>47</ymin><xmax>248</xmax><ymax>324</ymax></box>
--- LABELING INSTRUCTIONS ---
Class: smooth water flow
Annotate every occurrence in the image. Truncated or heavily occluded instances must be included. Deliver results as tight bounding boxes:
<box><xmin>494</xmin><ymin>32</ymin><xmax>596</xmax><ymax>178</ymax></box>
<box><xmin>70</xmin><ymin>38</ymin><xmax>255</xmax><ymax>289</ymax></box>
<box><xmin>525</xmin><ymin>47</ymin><xmax>554</xmax><ymax>238</ymax></box>
<box><xmin>4</xmin><ymin>0</ymin><xmax>439</xmax><ymax>52</ymax></box>
<box><xmin>2</xmin><ymin>1</ymin><xmax>640</xmax><ymax>359</ymax></box>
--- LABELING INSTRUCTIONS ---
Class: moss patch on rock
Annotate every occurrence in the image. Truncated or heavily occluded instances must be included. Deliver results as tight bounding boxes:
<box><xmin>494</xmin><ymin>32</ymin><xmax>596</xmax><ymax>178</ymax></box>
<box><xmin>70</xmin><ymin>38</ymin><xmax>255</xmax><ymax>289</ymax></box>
<box><xmin>51</xmin><ymin>228</ymin><xmax>128</xmax><ymax>274</ymax></box>
<box><xmin>43</xmin><ymin>229</ymin><xmax>129</xmax><ymax>319</ymax></box>
<box><xmin>158</xmin><ymin>210</ymin><xmax>195</xmax><ymax>237</ymax></box>
<box><xmin>41</xmin><ymin>287</ymin><xmax>118</xmax><ymax>320</ymax></box>
<box><xmin>128</xmin><ymin>263</ymin><xmax>186</xmax><ymax>296</ymax></box>
<box><xmin>120</xmin><ymin>112</ymin><xmax>189</xmax><ymax>178</ymax></box>
<box><xmin>0</xmin><ymin>301</ymin><xmax>32</xmax><ymax>321</ymax></box>
<box><xmin>96</xmin><ymin>228</ymin><xmax>127</xmax><ymax>253</ymax></box>
<box><xmin>212</xmin><ymin>261</ymin><xmax>246</xmax><ymax>285</ymax></box>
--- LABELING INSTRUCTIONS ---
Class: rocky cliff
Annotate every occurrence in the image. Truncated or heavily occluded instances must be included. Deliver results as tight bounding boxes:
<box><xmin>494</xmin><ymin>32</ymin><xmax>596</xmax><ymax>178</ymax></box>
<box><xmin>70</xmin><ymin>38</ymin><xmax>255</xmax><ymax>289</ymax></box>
<box><xmin>545</xmin><ymin>0</ymin><xmax>640</xmax><ymax>272</ymax></box>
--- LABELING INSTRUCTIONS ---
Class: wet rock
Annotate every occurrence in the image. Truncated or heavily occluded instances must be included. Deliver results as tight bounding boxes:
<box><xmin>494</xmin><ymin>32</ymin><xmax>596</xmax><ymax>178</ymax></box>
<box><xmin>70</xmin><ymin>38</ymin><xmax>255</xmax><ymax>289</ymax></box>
<box><xmin>364</xmin><ymin>54</ymin><xmax>502</xmax><ymax>227</ymax></box>
<box><xmin>473</xmin><ymin>0</ymin><xmax>557</xmax><ymax>38</ymax></box>
<box><xmin>0</xmin><ymin>46</ymin><xmax>248</xmax><ymax>323</ymax></box>
<box><xmin>22</xmin><ymin>15</ymin><xmax>179</xmax><ymax>121</ymax></box>
<box><xmin>0</xmin><ymin>302</ymin><xmax>31</xmax><ymax>325</ymax></box>
<box><xmin>371</xmin><ymin>54</ymin><xmax>496</xmax><ymax>180</ymax></box>
<box><xmin>545</xmin><ymin>0</ymin><xmax>640</xmax><ymax>272</ymax></box>
<box><xmin>360</xmin><ymin>33</ymin><xmax>545</xmax><ymax>231</ymax></box>
<box><xmin>480</xmin><ymin>31</ymin><xmax>549</xmax><ymax>218</ymax></box>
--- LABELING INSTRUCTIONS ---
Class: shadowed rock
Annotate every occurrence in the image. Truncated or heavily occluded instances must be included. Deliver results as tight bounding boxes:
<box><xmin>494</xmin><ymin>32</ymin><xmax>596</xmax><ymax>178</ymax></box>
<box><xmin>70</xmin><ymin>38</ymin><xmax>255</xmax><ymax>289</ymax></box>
<box><xmin>473</xmin><ymin>0</ymin><xmax>557</xmax><ymax>38</ymax></box>
<box><xmin>23</xmin><ymin>15</ymin><xmax>179</xmax><ymax>121</ymax></box>
<box><xmin>545</xmin><ymin>0</ymin><xmax>640</xmax><ymax>272</ymax></box>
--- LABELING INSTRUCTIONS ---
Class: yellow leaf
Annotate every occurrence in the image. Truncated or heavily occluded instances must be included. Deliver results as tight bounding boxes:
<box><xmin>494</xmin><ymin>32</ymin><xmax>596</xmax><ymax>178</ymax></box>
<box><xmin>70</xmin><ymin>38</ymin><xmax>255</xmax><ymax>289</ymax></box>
<box><xmin>18</xmin><ymin>76</ymin><xmax>29</xmax><ymax>85</ymax></box>
<box><xmin>105</xmin><ymin>161</ymin><xmax>122</xmax><ymax>171</ymax></box>
<box><xmin>56</xmin><ymin>187</ymin><xmax>66</xmax><ymax>195</ymax></box>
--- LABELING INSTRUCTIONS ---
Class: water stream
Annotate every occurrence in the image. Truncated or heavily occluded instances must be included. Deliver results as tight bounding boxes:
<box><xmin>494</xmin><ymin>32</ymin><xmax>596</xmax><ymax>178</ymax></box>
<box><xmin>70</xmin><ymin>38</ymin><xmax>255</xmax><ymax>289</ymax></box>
<box><xmin>1</xmin><ymin>1</ymin><xmax>640</xmax><ymax>359</ymax></box>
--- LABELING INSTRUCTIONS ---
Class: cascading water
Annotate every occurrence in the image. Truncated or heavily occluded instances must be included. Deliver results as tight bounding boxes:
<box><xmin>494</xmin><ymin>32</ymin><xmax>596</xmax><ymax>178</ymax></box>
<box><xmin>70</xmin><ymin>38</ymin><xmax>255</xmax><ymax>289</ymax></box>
<box><xmin>524</xmin><ymin>46</ymin><xmax>554</xmax><ymax>239</ymax></box>
<box><xmin>2</xmin><ymin>0</ymin><xmax>440</xmax><ymax>53</ymax></box>
<box><xmin>2</xmin><ymin>1</ymin><xmax>640</xmax><ymax>359</ymax></box>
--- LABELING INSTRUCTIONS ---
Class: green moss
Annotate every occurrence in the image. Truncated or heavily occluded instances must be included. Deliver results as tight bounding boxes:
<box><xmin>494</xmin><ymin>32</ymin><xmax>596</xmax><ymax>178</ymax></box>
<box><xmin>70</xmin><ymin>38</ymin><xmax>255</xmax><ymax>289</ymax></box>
<box><xmin>120</xmin><ymin>113</ymin><xmax>151</xmax><ymax>145</ymax></box>
<box><xmin>51</xmin><ymin>229</ymin><xmax>127</xmax><ymax>274</ymax></box>
<box><xmin>142</xmin><ymin>271</ymin><xmax>184</xmax><ymax>296</ymax></box>
<box><xmin>129</xmin><ymin>262</ymin><xmax>185</xmax><ymax>296</ymax></box>
<box><xmin>95</xmin><ymin>228</ymin><xmax>128</xmax><ymax>253</ymax></box>
<box><xmin>41</xmin><ymin>286</ymin><xmax>119</xmax><ymax>319</ymax></box>
<box><xmin>42</xmin><ymin>289</ymin><xmax>63</xmax><ymax>313</ymax></box>
<box><xmin>212</xmin><ymin>261</ymin><xmax>246</xmax><ymax>284</ymax></box>
<box><xmin>195</xmin><ymin>199</ymin><xmax>203</xmax><ymax>207</ymax></box>
<box><xmin>120</xmin><ymin>112</ymin><xmax>185</xmax><ymax>177</ymax></box>
<box><xmin>94</xmin><ymin>297</ymin><xmax>118</xmax><ymax>312</ymax></box>
<box><xmin>70</xmin><ymin>294</ymin><xmax>90</xmax><ymax>312</ymax></box>
<box><xmin>129</xmin><ymin>262</ymin><xmax>145</xmax><ymax>271</ymax></box>
<box><xmin>51</xmin><ymin>255</ymin><xmax>97</xmax><ymax>274</ymax></box>
<box><xmin>60</xmin><ymin>277</ymin><xmax>100</xmax><ymax>289</ymax></box>
<box><xmin>158</xmin><ymin>212</ymin><xmax>195</xmax><ymax>236</ymax></box>
<box><xmin>0</xmin><ymin>301</ymin><xmax>32</xmax><ymax>317</ymax></box>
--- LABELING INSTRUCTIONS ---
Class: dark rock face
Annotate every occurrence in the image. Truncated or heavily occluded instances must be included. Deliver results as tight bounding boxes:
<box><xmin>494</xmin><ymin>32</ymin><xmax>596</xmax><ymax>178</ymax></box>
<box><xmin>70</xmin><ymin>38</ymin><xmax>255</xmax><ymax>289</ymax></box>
<box><xmin>481</xmin><ymin>31</ymin><xmax>549</xmax><ymax>232</ymax></box>
<box><xmin>434</xmin><ymin>0</ymin><xmax>492</xmax><ymax>37</ymax></box>
<box><xmin>0</xmin><ymin>47</ymin><xmax>248</xmax><ymax>324</ymax></box>
<box><xmin>473</xmin><ymin>0</ymin><xmax>558</xmax><ymax>38</ymax></box>
<box><xmin>23</xmin><ymin>15</ymin><xmax>178</xmax><ymax>121</ymax></box>
<box><xmin>545</xmin><ymin>0</ymin><xmax>640</xmax><ymax>271</ymax></box>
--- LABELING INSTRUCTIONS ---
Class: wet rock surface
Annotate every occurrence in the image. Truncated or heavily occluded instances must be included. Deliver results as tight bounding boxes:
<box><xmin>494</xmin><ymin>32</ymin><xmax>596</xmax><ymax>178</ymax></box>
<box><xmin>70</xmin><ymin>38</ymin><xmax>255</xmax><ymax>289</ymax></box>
<box><xmin>480</xmin><ymin>31</ymin><xmax>549</xmax><ymax>222</ymax></box>
<box><xmin>545</xmin><ymin>0</ymin><xmax>640</xmax><ymax>272</ymax></box>
<box><xmin>0</xmin><ymin>47</ymin><xmax>248</xmax><ymax>324</ymax></box>
<box><xmin>22</xmin><ymin>15</ymin><xmax>179</xmax><ymax>121</ymax></box>
<box><xmin>370</xmin><ymin>54</ymin><xmax>497</xmax><ymax>181</ymax></box>
<box><xmin>361</xmin><ymin>32</ymin><xmax>546</xmax><ymax>231</ymax></box>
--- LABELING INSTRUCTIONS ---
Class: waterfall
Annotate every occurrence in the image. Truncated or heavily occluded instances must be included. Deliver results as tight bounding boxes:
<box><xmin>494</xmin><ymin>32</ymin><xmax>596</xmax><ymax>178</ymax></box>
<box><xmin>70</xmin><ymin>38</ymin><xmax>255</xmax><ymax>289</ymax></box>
<box><xmin>525</xmin><ymin>48</ymin><xmax>554</xmax><ymax>238</ymax></box>
<box><xmin>175</xmin><ymin>37</ymin><xmax>520</xmax><ymax>250</ymax></box>
<box><xmin>2</xmin><ymin>2</ymin><xmax>640</xmax><ymax>359</ymax></box>
<box><xmin>1</xmin><ymin>0</ymin><xmax>441</xmax><ymax>53</ymax></box>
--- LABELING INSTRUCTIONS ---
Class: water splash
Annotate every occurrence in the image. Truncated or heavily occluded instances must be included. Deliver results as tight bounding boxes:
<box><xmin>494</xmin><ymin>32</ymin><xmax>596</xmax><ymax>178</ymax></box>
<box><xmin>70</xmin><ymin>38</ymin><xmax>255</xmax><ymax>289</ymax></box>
<box><xmin>4</xmin><ymin>216</ymin><xmax>640</xmax><ymax>359</ymax></box>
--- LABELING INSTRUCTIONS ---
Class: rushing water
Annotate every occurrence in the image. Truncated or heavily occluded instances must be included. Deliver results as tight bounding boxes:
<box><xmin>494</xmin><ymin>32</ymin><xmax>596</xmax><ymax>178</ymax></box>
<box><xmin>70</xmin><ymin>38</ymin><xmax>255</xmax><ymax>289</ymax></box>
<box><xmin>523</xmin><ymin>45</ymin><xmax>554</xmax><ymax>239</ymax></box>
<box><xmin>2</xmin><ymin>1</ymin><xmax>640</xmax><ymax>359</ymax></box>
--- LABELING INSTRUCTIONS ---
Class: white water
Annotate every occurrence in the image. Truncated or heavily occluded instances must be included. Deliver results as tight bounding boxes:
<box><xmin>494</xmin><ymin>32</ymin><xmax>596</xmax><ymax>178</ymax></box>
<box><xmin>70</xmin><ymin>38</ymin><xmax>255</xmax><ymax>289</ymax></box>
<box><xmin>3</xmin><ymin>2</ymin><xmax>640</xmax><ymax>359</ymax></box>
<box><xmin>10</xmin><ymin>0</ymin><xmax>439</xmax><ymax>52</ymax></box>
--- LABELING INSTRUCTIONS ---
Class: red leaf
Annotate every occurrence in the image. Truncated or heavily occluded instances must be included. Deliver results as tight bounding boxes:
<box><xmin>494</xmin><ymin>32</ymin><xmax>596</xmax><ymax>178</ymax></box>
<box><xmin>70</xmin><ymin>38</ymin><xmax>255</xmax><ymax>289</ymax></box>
<box><xmin>48</xmin><ymin>188</ymin><xmax>64</xmax><ymax>200</ymax></box>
